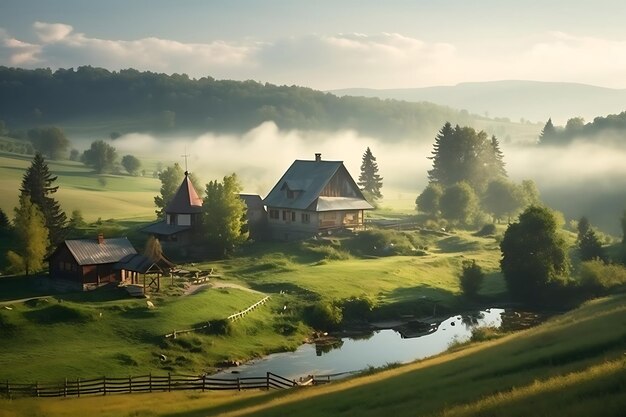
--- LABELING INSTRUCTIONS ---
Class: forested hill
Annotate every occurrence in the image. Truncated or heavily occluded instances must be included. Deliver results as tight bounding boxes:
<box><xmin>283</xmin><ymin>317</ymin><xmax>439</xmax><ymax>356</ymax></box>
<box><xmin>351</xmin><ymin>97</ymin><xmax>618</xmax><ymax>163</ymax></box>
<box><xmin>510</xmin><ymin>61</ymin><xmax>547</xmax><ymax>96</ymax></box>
<box><xmin>0</xmin><ymin>66</ymin><xmax>533</xmax><ymax>141</ymax></box>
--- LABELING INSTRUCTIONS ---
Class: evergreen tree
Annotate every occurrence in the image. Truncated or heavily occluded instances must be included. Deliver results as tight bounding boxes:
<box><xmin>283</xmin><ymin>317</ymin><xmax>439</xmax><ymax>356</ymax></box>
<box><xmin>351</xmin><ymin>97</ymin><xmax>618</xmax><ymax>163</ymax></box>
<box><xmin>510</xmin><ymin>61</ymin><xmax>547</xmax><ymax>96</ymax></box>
<box><xmin>577</xmin><ymin>216</ymin><xmax>606</xmax><ymax>262</ymax></box>
<box><xmin>621</xmin><ymin>210</ymin><xmax>626</xmax><ymax>244</ymax></box>
<box><xmin>428</xmin><ymin>123</ymin><xmax>506</xmax><ymax>190</ymax></box>
<box><xmin>202</xmin><ymin>173</ymin><xmax>248</xmax><ymax>257</ymax></box>
<box><xmin>538</xmin><ymin>118</ymin><xmax>557</xmax><ymax>144</ymax></box>
<box><xmin>0</xmin><ymin>207</ymin><xmax>10</xmax><ymax>235</ymax></box>
<box><xmin>357</xmin><ymin>147</ymin><xmax>383</xmax><ymax>203</ymax></box>
<box><xmin>20</xmin><ymin>152</ymin><xmax>67</xmax><ymax>247</ymax></box>
<box><xmin>459</xmin><ymin>260</ymin><xmax>484</xmax><ymax>298</ymax></box>
<box><xmin>154</xmin><ymin>163</ymin><xmax>202</xmax><ymax>218</ymax></box>
<box><xmin>500</xmin><ymin>206</ymin><xmax>570</xmax><ymax>304</ymax></box>
<box><xmin>7</xmin><ymin>195</ymin><xmax>49</xmax><ymax>276</ymax></box>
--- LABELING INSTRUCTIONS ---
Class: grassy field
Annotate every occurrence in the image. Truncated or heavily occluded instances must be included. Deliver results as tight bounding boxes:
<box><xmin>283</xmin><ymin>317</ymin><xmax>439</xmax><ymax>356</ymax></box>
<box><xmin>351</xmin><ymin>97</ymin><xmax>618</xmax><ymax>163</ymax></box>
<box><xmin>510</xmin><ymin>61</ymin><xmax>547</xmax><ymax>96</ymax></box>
<box><xmin>1</xmin><ymin>293</ymin><xmax>623</xmax><ymax>417</ymax></box>
<box><xmin>0</xmin><ymin>229</ymin><xmax>507</xmax><ymax>383</ymax></box>
<box><xmin>0</xmin><ymin>151</ymin><xmax>159</xmax><ymax>222</ymax></box>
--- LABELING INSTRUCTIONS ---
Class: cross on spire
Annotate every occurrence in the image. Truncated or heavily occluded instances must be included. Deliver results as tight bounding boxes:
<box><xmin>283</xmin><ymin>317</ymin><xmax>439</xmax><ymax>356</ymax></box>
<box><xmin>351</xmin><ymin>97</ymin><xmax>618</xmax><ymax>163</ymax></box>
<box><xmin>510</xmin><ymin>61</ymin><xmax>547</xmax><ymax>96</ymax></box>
<box><xmin>181</xmin><ymin>147</ymin><xmax>190</xmax><ymax>176</ymax></box>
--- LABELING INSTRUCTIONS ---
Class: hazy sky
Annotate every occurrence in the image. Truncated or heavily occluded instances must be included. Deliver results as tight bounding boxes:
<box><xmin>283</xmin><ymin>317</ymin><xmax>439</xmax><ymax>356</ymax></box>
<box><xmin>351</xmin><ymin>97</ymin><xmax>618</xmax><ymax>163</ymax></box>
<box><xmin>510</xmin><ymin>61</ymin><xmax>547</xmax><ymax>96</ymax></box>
<box><xmin>1</xmin><ymin>0</ymin><xmax>626</xmax><ymax>89</ymax></box>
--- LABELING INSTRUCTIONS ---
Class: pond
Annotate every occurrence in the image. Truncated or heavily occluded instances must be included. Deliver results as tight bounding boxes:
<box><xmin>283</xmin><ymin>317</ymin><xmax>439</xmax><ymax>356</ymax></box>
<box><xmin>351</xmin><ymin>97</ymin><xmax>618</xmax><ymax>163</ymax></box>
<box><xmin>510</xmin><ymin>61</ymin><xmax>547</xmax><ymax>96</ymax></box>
<box><xmin>213</xmin><ymin>308</ymin><xmax>540</xmax><ymax>380</ymax></box>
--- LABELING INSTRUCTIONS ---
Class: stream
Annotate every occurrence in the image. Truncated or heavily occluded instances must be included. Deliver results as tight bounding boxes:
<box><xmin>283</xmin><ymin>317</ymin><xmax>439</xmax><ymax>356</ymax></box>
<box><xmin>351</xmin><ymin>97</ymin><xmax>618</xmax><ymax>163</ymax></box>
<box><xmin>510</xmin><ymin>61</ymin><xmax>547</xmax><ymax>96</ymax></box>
<box><xmin>213</xmin><ymin>308</ymin><xmax>542</xmax><ymax>380</ymax></box>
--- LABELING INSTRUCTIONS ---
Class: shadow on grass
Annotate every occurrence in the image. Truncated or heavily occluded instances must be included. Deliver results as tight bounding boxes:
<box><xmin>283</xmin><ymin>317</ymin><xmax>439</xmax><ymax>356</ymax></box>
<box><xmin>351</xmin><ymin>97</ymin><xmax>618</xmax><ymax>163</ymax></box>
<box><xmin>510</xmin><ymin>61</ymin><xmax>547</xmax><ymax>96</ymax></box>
<box><xmin>437</xmin><ymin>235</ymin><xmax>483</xmax><ymax>253</ymax></box>
<box><xmin>0</xmin><ymin>275</ymin><xmax>52</xmax><ymax>302</ymax></box>
<box><xmin>375</xmin><ymin>284</ymin><xmax>458</xmax><ymax>319</ymax></box>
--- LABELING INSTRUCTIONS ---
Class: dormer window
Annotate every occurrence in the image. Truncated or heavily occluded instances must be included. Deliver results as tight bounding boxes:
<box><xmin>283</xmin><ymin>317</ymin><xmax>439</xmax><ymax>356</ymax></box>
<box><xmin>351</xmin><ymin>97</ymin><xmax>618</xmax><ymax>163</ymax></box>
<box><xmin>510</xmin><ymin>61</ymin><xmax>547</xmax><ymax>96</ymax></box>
<box><xmin>287</xmin><ymin>189</ymin><xmax>294</xmax><ymax>199</ymax></box>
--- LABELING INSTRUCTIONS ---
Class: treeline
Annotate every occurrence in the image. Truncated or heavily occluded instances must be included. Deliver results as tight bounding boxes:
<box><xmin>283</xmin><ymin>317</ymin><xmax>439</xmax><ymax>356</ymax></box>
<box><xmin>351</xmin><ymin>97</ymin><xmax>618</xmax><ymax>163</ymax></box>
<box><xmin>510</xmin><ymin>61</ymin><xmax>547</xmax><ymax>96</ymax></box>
<box><xmin>539</xmin><ymin>111</ymin><xmax>626</xmax><ymax>145</ymax></box>
<box><xmin>0</xmin><ymin>66</ymin><xmax>477</xmax><ymax>139</ymax></box>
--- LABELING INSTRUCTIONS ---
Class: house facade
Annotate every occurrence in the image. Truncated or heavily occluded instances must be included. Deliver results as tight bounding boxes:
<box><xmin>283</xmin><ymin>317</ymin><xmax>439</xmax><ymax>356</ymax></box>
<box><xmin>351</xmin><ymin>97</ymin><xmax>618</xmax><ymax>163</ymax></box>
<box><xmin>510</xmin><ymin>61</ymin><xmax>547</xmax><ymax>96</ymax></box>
<box><xmin>263</xmin><ymin>153</ymin><xmax>373</xmax><ymax>240</ymax></box>
<box><xmin>48</xmin><ymin>235</ymin><xmax>138</xmax><ymax>290</ymax></box>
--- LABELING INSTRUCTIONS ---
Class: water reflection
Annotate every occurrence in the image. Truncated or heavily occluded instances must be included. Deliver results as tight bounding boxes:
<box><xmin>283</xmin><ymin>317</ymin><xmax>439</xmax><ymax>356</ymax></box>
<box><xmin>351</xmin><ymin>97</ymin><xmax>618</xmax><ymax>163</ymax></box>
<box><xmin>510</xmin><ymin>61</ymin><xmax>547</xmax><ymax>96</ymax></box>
<box><xmin>213</xmin><ymin>308</ymin><xmax>516</xmax><ymax>380</ymax></box>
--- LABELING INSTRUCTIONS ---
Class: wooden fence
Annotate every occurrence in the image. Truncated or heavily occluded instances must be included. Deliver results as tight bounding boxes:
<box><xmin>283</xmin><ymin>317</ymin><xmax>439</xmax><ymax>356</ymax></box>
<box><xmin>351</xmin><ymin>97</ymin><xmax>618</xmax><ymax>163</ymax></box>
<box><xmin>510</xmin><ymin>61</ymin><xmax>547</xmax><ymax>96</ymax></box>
<box><xmin>0</xmin><ymin>372</ymin><xmax>295</xmax><ymax>399</ymax></box>
<box><xmin>165</xmin><ymin>296</ymin><xmax>270</xmax><ymax>338</ymax></box>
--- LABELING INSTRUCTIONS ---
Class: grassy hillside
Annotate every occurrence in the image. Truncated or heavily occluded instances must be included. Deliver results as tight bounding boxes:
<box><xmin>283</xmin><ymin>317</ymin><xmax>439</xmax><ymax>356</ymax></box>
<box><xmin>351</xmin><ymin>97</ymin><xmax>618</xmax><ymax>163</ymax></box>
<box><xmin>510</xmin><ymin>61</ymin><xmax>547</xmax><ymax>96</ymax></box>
<box><xmin>1</xmin><ymin>293</ymin><xmax>623</xmax><ymax>417</ymax></box>
<box><xmin>0</xmin><ymin>151</ymin><xmax>159</xmax><ymax>222</ymax></box>
<box><xmin>0</xmin><ymin>230</ymin><xmax>506</xmax><ymax>383</ymax></box>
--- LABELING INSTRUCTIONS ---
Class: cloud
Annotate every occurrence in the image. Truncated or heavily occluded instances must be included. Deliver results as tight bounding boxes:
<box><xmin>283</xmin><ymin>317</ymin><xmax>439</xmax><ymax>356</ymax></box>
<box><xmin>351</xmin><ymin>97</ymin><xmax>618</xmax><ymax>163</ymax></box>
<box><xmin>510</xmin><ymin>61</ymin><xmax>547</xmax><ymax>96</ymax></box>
<box><xmin>33</xmin><ymin>21</ymin><xmax>73</xmax><ymax>43</ymax></box>
<box><xmin>2</xmin><ymin>23</ymin><xmax>626</xmax><ymax>89</ymax></box>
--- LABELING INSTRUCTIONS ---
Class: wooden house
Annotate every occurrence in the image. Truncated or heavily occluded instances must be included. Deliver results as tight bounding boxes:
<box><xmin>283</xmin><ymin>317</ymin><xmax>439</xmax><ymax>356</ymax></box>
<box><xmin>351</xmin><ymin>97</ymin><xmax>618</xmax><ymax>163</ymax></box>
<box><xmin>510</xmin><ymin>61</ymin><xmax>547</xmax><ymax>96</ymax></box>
<box><xmin>48</xmin><ymin>234</ymin><xmax>138</xmax><ymax>291</ymax></box>
<box><xmin>263</xmin><ymin>153</ymin><xmax>373</xmax><ymax>240</ymax></box>
<box><xmin>142</xmin><ymin>171</ymin><xmax>203</xmax><ymax>246</ymax></box>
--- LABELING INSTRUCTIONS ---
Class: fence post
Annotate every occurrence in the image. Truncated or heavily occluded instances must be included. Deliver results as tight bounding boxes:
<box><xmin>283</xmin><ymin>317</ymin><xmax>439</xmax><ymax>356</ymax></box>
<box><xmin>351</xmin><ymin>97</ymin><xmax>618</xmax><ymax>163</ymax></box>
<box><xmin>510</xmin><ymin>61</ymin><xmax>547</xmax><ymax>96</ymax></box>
<box><xmin>35</xmin><ymin>382</ymin><xmax>39</xmax><ymax>397</ymax></box>
<box><xmin>103</xmin><ymin>376</ymin><xmax>107</xmax><ymax>396</ymax></box>
<box><xmin>129</xmin><ymin>375</ymin><xmax>132</xmax><ymax>394</ymax></box>
<box><xmin>266</xmin><ymin>372</ymin><xmax>270</xmax><ymax>390</ymax></box>
<box><xmin>77</xmin><ymin>378</ymin><xmax>81</xmax><ymax>398</ymax></box>
<box><xmin>64</xmin><ymin>378</ymin><xmax>67</xmax><ymax>397</ymax></box>
<box><xmin>237</xmin><ymin>377</ymin><xmax>241</xmax><ymax>391</ymax></box>
<box><xmin>6</xmin><ymin>380</ymin><xmax>9</xmax><ymax>397</ymax></box>
<box><xmin>202</xmin><ymin>374</ymin><xmax>206</xmax><ymax>392</ymax></box>
<box><xmin>149</xmin><ymin>373</ymin><xmax>152</xmax><ymax>393</ymax></box>
<box><xmin>168</xmin><ymin>372</ymin><xmax>171</xmax><ymax>392</ymax></box>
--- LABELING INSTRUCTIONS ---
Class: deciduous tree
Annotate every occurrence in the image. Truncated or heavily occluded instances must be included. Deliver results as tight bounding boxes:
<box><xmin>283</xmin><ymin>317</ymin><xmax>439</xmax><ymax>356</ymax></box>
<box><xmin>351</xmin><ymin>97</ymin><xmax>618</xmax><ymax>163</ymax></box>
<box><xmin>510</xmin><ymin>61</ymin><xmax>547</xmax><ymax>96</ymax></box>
<box><xmin>27</xmin><ymin>126</ymin><xmax>69</xmax><ymax>160</ymax></box>
<box><xmin>439</xmin><ymin>182</ymin><xmax>479</xmax><ymax>226</ymax></box>
<box><xmin>482</xmin><ymin>179</ymin><xmax>524</xmax><ymax>223</ymax></box>
<box><xmin>121</xmin><ymin>154</ymin><xmax>141</xmax><ymax>175</ymax></box>
<box><xmin>415</xmin><ymin>183</ymin><xmax>443</xmax><ymax>216</ymax></box>
<box><xmin>202</xmin><ymin>173</ymin><xmax>248</xmax><ymax>256</ymax></box>
<box><xmin>500</xmin><ymin>206</ymin><xmax>570</xmax><ymax>304</ymax></box>
<box><xmin>7</xmin><ymin>195</ymin><xmax>49</xmax><ymax>276</ymax></box>
<box><xmin>81</xmin><ymin>140</ymin><xmax>117</xmax><ymax>173</ymax></box>
<box><xmin>460</xmin><ymin>259</ymin><xmax>484</xmax><ymax>298</ymax></box>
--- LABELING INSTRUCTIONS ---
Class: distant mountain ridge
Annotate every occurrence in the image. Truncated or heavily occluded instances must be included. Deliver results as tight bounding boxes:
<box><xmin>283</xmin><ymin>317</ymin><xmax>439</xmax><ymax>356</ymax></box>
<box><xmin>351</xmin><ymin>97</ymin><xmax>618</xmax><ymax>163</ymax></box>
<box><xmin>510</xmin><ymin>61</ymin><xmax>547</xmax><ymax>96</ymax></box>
<box><xmin>331</xmin><ymin>80</ymin><xmax>626</xmax><ymax>124</ymax></box>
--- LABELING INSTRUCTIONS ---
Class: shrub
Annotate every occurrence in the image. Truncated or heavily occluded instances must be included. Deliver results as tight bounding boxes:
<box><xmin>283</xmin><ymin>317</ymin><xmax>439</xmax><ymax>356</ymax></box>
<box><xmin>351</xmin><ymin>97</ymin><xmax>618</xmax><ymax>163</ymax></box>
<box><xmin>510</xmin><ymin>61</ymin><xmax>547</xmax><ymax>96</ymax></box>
<box><xmin>340</xmin><ymin>296</ymin><xmax>375</xmax><ymax>321</ymax></box>
<box><xmin>350</xmin><ymin>229</ymin><xmax>416</xmax><ymax>256</ymax></box>
<box><xmin>304</xmin><ymin>301</ymin><xmax>343</xmax><ymax>330</ymax></box>
<box><xmin>579</xmin><ymin>260</ymin><xmax>626</xmax><ymax>294</ymax></box>
<box><xmin>460</xmin><ymin>260</ymin><xmax>484</xmax><ymax>298</ymax></box>
<box><xmin>204</xmin><ymin>319</ymin><xmax>233</xmax><ymax>335</ymax></box>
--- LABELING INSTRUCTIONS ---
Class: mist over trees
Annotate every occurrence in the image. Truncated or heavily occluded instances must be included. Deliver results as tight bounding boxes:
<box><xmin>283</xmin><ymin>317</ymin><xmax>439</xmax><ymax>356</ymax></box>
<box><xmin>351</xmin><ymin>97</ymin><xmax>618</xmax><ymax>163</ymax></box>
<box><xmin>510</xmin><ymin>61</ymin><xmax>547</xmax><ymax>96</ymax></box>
<box><xmin>539</xmin><ymin>111</ymin><xmax>626</xmax><ymax>145</ymax></box>
<box><xmin>0</xmin><ymin>66</ymin><xmax>481</xmax><ymax>140</ymax></box>
<box><xmin>417</xmin><ymin>123</ymin><xmax>535</xmax><ymax>227</ymax></box>
<box><xmin>27</xmin><ymin>127</ymin><xmax>70</xmax><ymax>160</ymax></box>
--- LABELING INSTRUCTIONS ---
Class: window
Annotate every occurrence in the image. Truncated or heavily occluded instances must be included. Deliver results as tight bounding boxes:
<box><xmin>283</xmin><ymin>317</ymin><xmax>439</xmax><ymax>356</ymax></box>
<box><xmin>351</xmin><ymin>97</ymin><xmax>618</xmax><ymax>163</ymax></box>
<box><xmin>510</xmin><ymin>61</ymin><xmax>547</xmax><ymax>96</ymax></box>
<box><xmin>291</xmin><ymin>211</ymin><xmax>296</xmax><ymax>221</ymax></box>
<box><xmin>282</xmin><ymin>210</ymin><xmax>287</xmax><ymax>221</ymax></box>
<box><xmin>282</xmin><ymin>210</ymin><xmax>295</xmax><ymax>222</ymax></box>
<box><xmin>269</xmin><ymin>209</ymin><xmax>279</xmax><ymax>219</ymax></box>
<box><xmin>301</xmin><ymin>213</ymin><xmax>310</xmax><ymax>223</ymax></box>
<box><xmin>287</xmin><ymin>189</ymin><xmax>294</xmax><ymax>199</ymax></box>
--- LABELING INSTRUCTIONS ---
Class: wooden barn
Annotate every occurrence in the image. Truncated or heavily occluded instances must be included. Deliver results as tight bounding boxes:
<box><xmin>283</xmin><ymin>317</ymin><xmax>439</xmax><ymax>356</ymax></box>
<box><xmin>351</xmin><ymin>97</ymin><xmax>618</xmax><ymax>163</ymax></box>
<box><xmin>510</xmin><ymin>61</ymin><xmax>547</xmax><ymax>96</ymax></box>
<box><xmin>263</xmin><ymin>153</ymin><xmax>373</xmax><ymax>240</ymax></box>
<box><xmin>48</xmin><ymin>234</ymin><xmax>141</xmax><ymax>291</ymax></box>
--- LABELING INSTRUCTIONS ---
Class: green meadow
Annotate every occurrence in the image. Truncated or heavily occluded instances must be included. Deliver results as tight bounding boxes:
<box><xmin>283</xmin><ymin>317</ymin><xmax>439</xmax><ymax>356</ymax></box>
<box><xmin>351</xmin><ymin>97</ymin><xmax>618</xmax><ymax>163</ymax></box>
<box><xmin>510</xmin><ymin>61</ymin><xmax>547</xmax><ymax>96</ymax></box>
<box><xmin>1</xmin><ymin>293</ymin><xmax>623</xmax><ymax>417</ymax></box>
<box><xmin>0</xmin><ymin>151</ymin><xmax>159</xmax><ymax>223</ymax></box>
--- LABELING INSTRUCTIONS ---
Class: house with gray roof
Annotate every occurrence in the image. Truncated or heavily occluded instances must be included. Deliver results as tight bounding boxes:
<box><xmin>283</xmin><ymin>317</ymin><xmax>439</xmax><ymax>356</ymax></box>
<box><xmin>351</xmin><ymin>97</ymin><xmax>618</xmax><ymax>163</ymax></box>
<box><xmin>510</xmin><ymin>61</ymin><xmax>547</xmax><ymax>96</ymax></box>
<box><xmin>263</xmin><ymin>153</ymin><xmax>373</xmax><ymax>240</ymax></box>
<box><xmin>48</xmin><ymin>234</ymin><xmax>137</xmax><ymax>290</ymax></box>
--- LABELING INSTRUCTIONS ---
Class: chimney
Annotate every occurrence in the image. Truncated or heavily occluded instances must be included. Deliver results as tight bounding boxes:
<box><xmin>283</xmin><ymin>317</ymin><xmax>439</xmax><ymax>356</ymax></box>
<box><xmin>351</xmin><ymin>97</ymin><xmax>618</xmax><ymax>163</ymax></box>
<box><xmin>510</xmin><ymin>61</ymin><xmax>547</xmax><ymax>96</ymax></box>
<box><xmin>97</xmin><ymin>233</ymin><xmax>104</xmax><ymax>244</ymax></box>
<box><xmin>315</xmin><ymin>153</ymin><xmax>322</xmax><ymax>162</ymax></box>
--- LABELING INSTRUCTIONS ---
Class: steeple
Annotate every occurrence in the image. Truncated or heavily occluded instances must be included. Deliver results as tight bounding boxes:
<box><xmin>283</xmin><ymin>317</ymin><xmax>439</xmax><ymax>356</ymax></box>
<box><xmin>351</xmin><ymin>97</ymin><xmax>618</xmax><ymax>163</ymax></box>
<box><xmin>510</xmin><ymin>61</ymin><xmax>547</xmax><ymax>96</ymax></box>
<box><xmin>165</xmin><ymin>174</ymin><xmax>203</xmax><ymax>214</ymax></box>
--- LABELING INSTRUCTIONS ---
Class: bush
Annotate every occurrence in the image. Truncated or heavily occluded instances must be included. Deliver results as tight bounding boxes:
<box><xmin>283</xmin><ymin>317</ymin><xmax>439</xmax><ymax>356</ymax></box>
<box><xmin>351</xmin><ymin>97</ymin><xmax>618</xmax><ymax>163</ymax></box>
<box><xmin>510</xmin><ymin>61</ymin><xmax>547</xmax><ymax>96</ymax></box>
<box><xmin>340</xmin><ymin>296</ymin><xmax>375</xmax><ymax>321</ymax></box>
<box><xmin>304</xmin><ymin>301</ymin><xmax>343</xmax><ymax>330</ymax></box>
<box><xmin>204</xmin><ymin>319</ymin><xmax>233</xmax><ymax>335</ymax></box>
<box><xmin>350</xmin><ymin>229</ymin><xmax>417</xmax><ymax>256</ymax></box>
<box><xmin>460</xmin><ymin>260</ymin><xmax>484</xmax><ymax>298</ymax></box>
<box><xmin>579</xmin><ymin>260</ymin><xmax>626</xmax><ymax>294</ymax></box>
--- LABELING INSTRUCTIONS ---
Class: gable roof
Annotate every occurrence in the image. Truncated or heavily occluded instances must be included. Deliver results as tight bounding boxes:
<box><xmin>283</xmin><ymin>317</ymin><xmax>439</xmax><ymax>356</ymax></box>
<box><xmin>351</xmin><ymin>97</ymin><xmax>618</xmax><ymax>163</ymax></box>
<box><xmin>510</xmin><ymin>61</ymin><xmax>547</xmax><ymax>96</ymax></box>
<box><xmin>239</xmin><ymin>194</ymin><xmax>266</xmax><ymax>211</ymax></box>
<box><xmin>263</xmin><ymin>159</ymin><xmax>373</xmax><ymax>211</ymax></box>
<box><xmin>114</xmin><ymin>254</ymin><xmax>163</xmax><ymax>274</ymax></box>
<box><xmin>63</xmin><ymin>237</ymin><xmax>137</xmax><ymax>266</ymax></box>
<box><xmin>165</xmin><ymin>173</ymin><xmax>203</xmax><ymax>214</ymax></box>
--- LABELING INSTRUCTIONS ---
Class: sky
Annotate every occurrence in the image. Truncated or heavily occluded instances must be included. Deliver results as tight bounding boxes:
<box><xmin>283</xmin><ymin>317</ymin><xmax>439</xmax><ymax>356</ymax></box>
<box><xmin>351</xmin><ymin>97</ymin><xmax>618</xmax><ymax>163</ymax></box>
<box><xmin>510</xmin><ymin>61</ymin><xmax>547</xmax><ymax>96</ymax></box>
<box><xmin>1</xmin><ymin>0</ymin><xmax>626</xmax><ymax>90</ymax></box>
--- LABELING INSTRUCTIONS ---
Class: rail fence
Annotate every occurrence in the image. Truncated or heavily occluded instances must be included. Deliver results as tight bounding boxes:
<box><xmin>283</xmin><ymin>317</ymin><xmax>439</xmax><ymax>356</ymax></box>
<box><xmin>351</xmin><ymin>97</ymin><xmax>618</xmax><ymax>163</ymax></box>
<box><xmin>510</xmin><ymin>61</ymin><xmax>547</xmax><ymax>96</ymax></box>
<box><xmin>165</xmin><ymin>296</ymin><xmax>270</xmax><ymax>338</ymax></box>
<box><xmin>0</xmin><ymin>371</ymin><xmax>295</xmax><ymax>399</ymax></box>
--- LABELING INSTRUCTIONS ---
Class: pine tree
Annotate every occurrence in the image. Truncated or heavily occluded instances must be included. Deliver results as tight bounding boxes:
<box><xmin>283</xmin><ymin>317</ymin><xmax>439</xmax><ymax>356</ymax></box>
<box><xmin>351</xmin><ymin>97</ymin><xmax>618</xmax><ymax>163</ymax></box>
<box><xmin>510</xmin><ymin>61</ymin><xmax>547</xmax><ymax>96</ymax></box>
<box><xmin>577</xmin><ymin>216</ymin><xmax>606</xmax><ymax>262</ymax></box>
<box><xmin>488</xmin><ymin>135</ymin><xmax>507</xmax><ymax>178</ymax></box>
<box><xmin>0</xmin><ymin>208</ymin><xmax>10</xmax><ymax>235</ymax></box>
<box><xmin>7</xmin><ymin>195</ymin><xmax>49</xmax><ymax>276</ymax></box>
<box><xmin>427</xmin><ymin>122</ymin><xmax>455</xmax><ymax>184</ymax></box>
<box><xmin>539</xmin><ymin>118</ymin><xmax>557</xmax><ymax>144</ymax></box>
<box><xmin>358</xmin><ymin>147</ymin><xmax>383</xmax><ymax>203</ymax></box>
<box><xmin>202</xmin><ymin>174</ymin><xmax>248</xmax><ymax>257</ymax></box>
<box><xmin>20</xmin><ymin>153</ymin><xmax>67</xmax><ymax>247</ymax></box>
